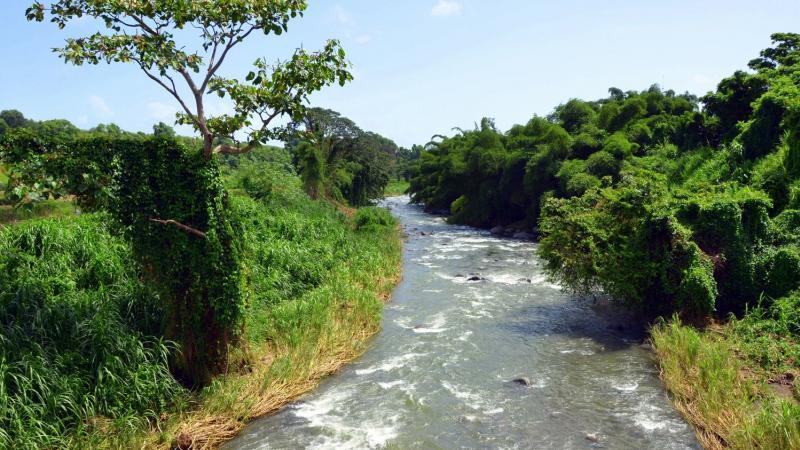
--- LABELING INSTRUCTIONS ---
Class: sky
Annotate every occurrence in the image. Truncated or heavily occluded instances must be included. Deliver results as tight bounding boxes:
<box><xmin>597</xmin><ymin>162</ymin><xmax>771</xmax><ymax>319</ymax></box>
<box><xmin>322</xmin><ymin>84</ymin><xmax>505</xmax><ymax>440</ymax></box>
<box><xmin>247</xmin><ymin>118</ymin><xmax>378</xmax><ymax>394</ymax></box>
<box><xmin>2</xmin><ymin>1</ymin><xmax>800</xmax><ymax>148</ymax></box>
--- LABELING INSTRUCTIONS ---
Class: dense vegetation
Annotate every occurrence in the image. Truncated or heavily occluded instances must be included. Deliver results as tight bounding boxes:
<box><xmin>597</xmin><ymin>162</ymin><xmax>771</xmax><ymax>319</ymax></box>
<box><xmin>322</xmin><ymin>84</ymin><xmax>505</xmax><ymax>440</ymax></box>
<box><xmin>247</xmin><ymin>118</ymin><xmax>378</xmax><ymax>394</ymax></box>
<box><xmin>0</xmin><ymin>134</ymin><xmax>400</xmax><ymax>447</ymax></box>
<box><xmin>286</xmin><ymin>107</ymin><xmax>407</xmax><ymax>206</ymax></box>
<box><xmin>409</xmin><ymin>33</ymin><xmax>800</xmax><ymax>319</ymax></box>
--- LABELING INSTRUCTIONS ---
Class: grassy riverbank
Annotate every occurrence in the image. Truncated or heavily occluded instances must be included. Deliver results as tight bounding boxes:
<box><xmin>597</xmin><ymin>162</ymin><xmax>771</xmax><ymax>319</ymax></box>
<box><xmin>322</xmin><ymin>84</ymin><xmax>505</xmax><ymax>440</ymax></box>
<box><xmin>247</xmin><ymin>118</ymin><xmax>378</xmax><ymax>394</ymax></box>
<box><xmin>384</xmin><ymin>179</ymin><xmax>409</xmax><ymax>197</ymax></box>
<box><xmin>652</xmin><ymin>296</ymin><xmax>800</xmax><ymax>449</ymax></box>
<box><xmin>0</xmin><ymin>163</ymin><xmax>402</xmax><ymax>449</ymax></box>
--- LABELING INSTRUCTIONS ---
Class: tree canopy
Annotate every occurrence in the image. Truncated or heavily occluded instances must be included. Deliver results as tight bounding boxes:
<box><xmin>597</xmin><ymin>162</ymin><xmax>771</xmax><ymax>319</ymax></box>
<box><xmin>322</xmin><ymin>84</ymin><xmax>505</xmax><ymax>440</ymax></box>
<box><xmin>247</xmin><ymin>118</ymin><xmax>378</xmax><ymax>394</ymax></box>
<box><xmin>27</xmin><ymin>0</ymin><xmax>353</xmax><ymax>159</ymax></box>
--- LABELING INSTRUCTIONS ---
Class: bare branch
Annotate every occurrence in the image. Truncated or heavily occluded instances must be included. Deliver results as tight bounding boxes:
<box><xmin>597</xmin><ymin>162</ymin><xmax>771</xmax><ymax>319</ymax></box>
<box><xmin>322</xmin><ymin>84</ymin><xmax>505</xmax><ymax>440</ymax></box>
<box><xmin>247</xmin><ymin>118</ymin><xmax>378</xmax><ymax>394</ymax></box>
<box><xmin>201</xmin><ymin>24</ymin><xmax>261</xmax><ymax>93</ymax></box>
<box><xmin>134</xmin><ymin>60</ymin><xmax>199</xmax><ymax>129</ymax></box>
<box><xmin>149</xmin><ymin>218</ymin><xmax>207</xmax><ymax>239</ymax></box>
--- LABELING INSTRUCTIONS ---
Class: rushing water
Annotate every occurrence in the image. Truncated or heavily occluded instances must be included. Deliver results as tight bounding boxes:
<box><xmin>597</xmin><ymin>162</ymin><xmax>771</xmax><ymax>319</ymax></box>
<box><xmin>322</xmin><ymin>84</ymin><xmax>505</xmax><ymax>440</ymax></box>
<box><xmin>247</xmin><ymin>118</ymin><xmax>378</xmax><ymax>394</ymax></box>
<box><xmin>226</xmin><ymin>197</ymin><xmax>700</xmax><ymax>450</ymax></box>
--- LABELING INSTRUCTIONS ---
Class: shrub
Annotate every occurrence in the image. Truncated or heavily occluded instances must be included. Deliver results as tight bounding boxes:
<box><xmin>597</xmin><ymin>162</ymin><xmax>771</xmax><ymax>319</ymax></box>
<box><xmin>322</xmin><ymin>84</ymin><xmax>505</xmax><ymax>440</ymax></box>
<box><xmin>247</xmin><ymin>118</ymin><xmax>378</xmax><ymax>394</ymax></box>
<box><xmin>586</xmin><ymin>151</ymin><xmax>620</xmax><ymax>178</ymax></box>
<box><xmin>355</xmin><ymin>206</ymin><xmax>396</xmax><ymax>231</ymax></box>
<box><xmin>565</xmin><ymin>172</ymin><xmax>601</xmax><ymax>197</ymax></box>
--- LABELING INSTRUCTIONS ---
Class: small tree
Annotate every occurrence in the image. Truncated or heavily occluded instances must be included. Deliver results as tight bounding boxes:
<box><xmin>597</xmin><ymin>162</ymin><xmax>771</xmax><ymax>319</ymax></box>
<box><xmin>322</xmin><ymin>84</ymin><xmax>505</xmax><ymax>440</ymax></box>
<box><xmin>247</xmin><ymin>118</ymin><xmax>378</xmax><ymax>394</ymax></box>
<box><xmin>27</xmin><ymin>1</ymin><xmax>353</xmax><ymax>160</ymax></box>
<box><xmin>26</xmin><ymin>1</ymin><xmax>353</xmax><ymax>386</ymax></box>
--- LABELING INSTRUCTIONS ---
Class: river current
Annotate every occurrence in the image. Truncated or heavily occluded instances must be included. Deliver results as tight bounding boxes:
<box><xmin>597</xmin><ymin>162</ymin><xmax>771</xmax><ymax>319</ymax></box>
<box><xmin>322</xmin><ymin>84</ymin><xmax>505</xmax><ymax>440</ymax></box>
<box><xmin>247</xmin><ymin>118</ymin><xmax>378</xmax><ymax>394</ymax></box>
<box><xmin>225</xmin><ymin>196</ymin><xmax>700</xmax><ymax>450</ymax></box>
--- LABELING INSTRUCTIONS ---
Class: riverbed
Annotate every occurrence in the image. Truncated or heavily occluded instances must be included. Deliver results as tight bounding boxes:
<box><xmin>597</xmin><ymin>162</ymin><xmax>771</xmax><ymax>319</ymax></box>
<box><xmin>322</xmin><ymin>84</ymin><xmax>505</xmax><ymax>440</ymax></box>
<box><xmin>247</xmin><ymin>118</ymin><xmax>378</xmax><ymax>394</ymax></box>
<box><xmin>225</xmin><ymin>196</ymin><xmax>699</xmax><ymax>449</ymax></box>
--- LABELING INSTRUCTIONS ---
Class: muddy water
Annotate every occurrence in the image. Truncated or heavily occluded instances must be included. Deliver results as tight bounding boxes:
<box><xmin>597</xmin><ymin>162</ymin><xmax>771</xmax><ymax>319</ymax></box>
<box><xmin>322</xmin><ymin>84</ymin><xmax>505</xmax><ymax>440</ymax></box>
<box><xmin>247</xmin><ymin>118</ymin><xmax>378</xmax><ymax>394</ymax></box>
<box><xmin>225</xmin><ymin>197</ymin><xmax>699</xmax><ymax>450</ymax></box>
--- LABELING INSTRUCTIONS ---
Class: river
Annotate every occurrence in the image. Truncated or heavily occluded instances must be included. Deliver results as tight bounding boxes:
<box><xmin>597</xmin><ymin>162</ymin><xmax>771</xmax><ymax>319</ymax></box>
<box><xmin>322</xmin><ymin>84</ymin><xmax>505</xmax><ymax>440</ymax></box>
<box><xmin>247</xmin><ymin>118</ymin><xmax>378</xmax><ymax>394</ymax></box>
<box><xmin>225</xmin><ymin>196</ymin><xmax>700</xmax><ymax>450</ymax></box>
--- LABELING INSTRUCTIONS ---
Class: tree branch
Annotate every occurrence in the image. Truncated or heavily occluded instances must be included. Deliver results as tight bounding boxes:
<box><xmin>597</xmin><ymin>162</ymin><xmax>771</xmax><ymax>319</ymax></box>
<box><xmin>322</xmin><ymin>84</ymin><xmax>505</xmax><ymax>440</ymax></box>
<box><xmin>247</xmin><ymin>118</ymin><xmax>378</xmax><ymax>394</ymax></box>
<box><xmin>213</xmin><ymin>141</ymin><xmax>259</xmax><ymax>155</ymax></box>
<box><xmin>135</xmin><ymin>60</ymin><xmax>199</xmax><ymax>129</ymax></box>
<box><xmin>149</xmin><ymin>218</ymin><xmax>207</xmax><ymax>239</ymax></box>
<box><xmin>201</xmin><ymin>24</ymin><xmax>261</xmax><ymax>93</ymax></box>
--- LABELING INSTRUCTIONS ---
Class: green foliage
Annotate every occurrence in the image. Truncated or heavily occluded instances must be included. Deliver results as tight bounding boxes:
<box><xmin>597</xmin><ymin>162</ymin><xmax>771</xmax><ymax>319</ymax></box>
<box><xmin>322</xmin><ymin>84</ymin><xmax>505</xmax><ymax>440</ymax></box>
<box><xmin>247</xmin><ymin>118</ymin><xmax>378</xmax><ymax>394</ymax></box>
<box><xmin>354</xmin><ymin>206</ymin><xmax>396</xmax><ymax>232</ymax></box>
<box><xmin>288</xmin><ymin>108</ymin><xmax>397</xmax><ymax>206</ymax></box>
<box><xmin>0</xmin><ymin>132</ymin><xmax>403</xmax><ymax>447</ymax></box>
<box><xmin>0</xmin><ymin>214</ymin><xmax>184</xmax><ymax>449</ymax></box>
<box><xmin>585</xmin><ymin>150</ymin><xmax>620</xmax><ymax>178</ymax></box>
<box><xmin>29</xmin><ymin>1</ymin><xmax>353</xmax><ymax>158</ymax></box>
<box><xmin>733</xmin><ymin>291</ymin><xmax>800</xmax><ymax>373</ymax></box>
<box><xmin>408</xmin><ymin>34</ymin><xmax>800</xmax><ymax>318</ymax></box>
<box><xmin>110</xmin><ymin>137</ymin><xmax>244</xmax><ymax>387</ymax></box>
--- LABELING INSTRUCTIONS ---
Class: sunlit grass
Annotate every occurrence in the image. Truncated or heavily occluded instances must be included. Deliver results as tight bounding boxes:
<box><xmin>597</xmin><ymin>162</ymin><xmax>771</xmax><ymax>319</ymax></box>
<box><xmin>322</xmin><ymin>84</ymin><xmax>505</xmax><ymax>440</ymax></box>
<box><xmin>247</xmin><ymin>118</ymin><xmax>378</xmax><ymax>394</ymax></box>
<box><xmin>384</xmin><ymin>179</ymin><xmax>409</xmax><ymax>197</ymax></box>
<box><xmin>653</xmin><ymin>318</ymin><xmax>800</xmax><ymax>450</ymax></box>
<box><xmin>0</xmin><ymin>199</ymin><xmax>77</xmax><ymax>225</ymax></box>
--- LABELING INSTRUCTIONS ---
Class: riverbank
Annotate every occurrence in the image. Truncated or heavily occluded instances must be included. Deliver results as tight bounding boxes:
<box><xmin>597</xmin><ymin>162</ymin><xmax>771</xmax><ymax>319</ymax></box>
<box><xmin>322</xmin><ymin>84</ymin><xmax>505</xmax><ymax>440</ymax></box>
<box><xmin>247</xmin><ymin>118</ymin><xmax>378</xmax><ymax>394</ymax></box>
<box><xmin>109</xmin><ymin>199</ymin><xmax>402</xmax><ymax>449</ymax></box>
<box><xmin>652</xmin><ymin>297</ymin><xmax>800</xmax><ymax>450</ymax></box>
<box><xmin>0</xmin><ymin>178</ymin><xmax>402</xmax><ymax>449</ymax></box>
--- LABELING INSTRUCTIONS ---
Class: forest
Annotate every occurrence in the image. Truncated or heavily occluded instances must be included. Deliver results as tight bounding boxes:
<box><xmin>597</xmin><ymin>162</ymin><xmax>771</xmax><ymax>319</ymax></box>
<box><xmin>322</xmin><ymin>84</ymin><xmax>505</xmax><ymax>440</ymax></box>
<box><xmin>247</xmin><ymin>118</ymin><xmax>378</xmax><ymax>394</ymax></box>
<box><xmin>408</xmin><ymin>33</ymin><xmax>800</xmax><ymax>448</ymax></box>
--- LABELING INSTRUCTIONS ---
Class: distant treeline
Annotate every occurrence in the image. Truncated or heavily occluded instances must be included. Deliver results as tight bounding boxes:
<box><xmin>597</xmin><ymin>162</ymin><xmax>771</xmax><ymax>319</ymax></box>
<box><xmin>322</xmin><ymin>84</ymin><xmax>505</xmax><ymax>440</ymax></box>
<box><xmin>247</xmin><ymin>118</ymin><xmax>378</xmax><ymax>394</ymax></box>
<box><xmin>408</xmin><ymin>33</ymin><xmax>800</xmax><ymax>317</ymax></box>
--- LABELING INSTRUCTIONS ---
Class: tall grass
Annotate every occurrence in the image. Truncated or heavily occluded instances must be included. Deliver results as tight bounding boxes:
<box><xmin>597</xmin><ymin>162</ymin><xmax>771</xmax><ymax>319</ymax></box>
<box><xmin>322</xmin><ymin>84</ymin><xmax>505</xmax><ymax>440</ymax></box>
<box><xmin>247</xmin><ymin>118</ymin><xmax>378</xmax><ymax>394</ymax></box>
<box><xmin>0</xmin><ymin>214</ymin><xmax>185</xmax><ymax>449</ymax></box>
<box><xmin>117</xmin><ymin>177</ymin><xmax>401</xmax><ymax>449</ymax></box>
<box><xmin>653</xmin><ymin>318</ymin><xmax>800</xmax><ymax>449</ymax></box>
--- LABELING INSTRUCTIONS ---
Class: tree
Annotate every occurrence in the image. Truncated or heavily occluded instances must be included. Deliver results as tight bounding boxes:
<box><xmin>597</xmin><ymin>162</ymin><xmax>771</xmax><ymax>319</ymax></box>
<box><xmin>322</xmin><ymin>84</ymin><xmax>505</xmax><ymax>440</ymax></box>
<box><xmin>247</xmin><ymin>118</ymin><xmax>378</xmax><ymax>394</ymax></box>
<box><xmin>153</xmin><ymin>121</ymin><xmax>176</xmax><ymax>139</ymax></box>
<box><xmin>0</xmin><ymin>110</ymin><xmax>29</xmax><ymax>129</ymax></box>
<box><xmin>28</xmin><ymin>1</ymin><xmax>353</xmax><ymax>160</ymax></box>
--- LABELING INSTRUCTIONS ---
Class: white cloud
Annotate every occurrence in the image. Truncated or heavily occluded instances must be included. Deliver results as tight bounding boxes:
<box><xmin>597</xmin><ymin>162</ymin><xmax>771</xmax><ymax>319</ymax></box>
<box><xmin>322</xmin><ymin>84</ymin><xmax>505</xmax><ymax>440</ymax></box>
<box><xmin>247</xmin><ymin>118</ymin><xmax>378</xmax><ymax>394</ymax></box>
<box><xmin>431</xmin><ymin>0</ymin><xmax>462</xmax><ymax>17</ymax></box>
<box><xmin>355</xmin><ymin>34</ymin><xmax>373</xmax><ymax>45</ymax></box>
<box><xmin>89</xmin><ymin>95</ymin><xmax>112</xmax><ymax>117</ymax></box>
<box><xmin>334</xmin><ymin>5</ymin><xmax>354</xmax><ymax>25</ymax></box>
<box><xmin>147</xmin><ymin>101</ymin><xmax>176</xmax><ymax>122</ymax></box>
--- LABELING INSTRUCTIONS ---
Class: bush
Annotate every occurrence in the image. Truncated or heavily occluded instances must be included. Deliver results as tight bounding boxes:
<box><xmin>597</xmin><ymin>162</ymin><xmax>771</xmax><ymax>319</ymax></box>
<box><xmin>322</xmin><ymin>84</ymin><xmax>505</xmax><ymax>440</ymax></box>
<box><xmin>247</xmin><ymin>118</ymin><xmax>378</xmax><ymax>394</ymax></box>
<box><xmin>354</xmin><ymin>206</ymin><xmax>396</xmax><ymax>231</ymax></box>
<box><xmin>586</xmin><ymin>151</ymin><xmax>620</xmax><ymax>178</ymax></box>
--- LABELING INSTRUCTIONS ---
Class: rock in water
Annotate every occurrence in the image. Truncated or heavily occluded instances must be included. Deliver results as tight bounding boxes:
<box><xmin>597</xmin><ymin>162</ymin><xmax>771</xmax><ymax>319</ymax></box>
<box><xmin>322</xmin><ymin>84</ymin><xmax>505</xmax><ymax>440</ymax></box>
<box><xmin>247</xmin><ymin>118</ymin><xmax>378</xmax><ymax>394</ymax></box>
<box><xmin>585</xmin><ymin>433</ymin><xmax>600</xmax><ymax>443</ymax></box>
<box><xmin>512</xmin><ymin>231</ymin><xmax>536</xmax><ymax>240</ymax></box>
<box><xmin>467</xmin><ymin>276</ymin><xmax>482</xmax><ymax>282</ymax></box>
<box><xmin>490</xmin><ymin>225</ymin><xmax>505</xmax><ymax>236</ymax></box>
<box><xmin>511</xmin><ymin>377</ymin><xmax>532</xmax><ymax>386</ymax></box>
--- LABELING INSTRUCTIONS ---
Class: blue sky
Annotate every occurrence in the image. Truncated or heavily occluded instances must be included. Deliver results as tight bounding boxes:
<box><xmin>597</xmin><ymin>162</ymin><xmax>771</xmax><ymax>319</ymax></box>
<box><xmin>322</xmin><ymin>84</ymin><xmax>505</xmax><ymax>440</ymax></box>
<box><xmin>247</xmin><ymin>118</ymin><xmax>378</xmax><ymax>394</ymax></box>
<box><xmin>2</xmin><ymin>1</ymin><xmax>799</xmax><ymax>147</ymax></box>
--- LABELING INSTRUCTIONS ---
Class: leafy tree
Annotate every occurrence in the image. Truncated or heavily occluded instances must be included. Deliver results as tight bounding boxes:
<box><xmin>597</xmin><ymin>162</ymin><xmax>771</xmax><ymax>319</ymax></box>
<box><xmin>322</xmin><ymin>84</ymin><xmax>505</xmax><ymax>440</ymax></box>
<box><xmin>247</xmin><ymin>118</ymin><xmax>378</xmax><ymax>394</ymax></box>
<box><xmin>288</xmin><ymin>108</ymin><xmax>396</xmax><ymax>205</ymax></box>
<box><xmin>0</xmin><ymin>110</ymin><xmax>29</xmax><ymax>129</ymax></box>
<box><xmin>153</xmin><ymin>121</ymin><xmax>176</xmax><ymax>139</ymax></box>
<box><xmin>28</xmin><ymin>0</ymin><xmax>352</xmax><ymax>159</ymax></box>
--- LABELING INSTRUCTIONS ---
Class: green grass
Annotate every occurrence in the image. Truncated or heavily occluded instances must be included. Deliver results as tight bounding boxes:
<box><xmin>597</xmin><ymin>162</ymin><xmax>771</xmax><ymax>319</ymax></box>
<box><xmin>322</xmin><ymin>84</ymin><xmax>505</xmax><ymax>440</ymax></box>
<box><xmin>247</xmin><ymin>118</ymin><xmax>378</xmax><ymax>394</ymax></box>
<box><xmin>653</xmin><ymin>310</ymin><xmax>800</xmax><ymax>450</ymax></box>
<box><xmin>0</xmin><ymin>213</ymin><xmax>185</xmax><ymax>449</ymax></box>
<box><xmin>384</xmin><ymin>179</ymin><xmax>409</xmax><ymax>197</ymax></box>
<box><xmin>0</xmin><ymin>161</ymin><xmax>403</xmax><ymax>449</ymax></box>
<box><xmin>0</xmin><ymin>200</ymin><xmax>77</xmax><ymax>225</ymax></box>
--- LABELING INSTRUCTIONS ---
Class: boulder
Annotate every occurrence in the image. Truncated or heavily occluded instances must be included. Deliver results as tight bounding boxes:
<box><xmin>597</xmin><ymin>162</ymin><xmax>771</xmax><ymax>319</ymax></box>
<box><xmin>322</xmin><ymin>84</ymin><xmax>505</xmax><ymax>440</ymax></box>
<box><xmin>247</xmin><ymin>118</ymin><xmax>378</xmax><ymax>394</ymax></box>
<box><xmin>490</xmin><ymin>226</ymin><xmax>505</xmax><ymax>236</ymax></box>
<box><xmin>467</xmin><ymin>276</ymin><xmax>483</xmax><ymax>282</ymax></box>
<box><xmin>512</xmin><ymin>231</ymin><xmax>537</xmax><ymax>240</ymax></box>
<box><xmin>511</xmin><ymin>377</ymin><xmax>532</xmax><ymax>386</ymax></box>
